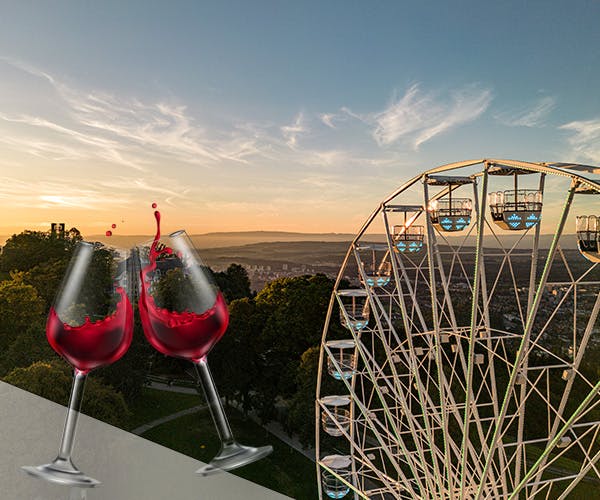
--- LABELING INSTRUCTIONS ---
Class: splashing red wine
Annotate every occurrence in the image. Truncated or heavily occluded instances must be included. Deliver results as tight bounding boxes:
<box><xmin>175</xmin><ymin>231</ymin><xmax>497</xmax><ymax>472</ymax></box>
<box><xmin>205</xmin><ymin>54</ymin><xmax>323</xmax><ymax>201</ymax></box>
<box><xmin>105</xmin><ymin>230</ymin><xmax>112</xmax><ymax>237</ymax></box>
<box><xmin>46</xmin><ymin>287</ymin><xmax>134</xmax><ymax>373</ymax></box>
<box><xmin>138</xmin><ymin>207</ymin><xmax>228</xmax><ymax>362</ymax></box>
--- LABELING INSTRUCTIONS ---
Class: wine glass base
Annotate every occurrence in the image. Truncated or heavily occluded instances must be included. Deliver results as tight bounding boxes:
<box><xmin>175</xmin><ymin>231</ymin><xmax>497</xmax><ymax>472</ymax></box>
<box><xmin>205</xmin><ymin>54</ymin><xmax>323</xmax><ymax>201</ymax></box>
<box><xmin>195</xmin><ymin>444</ymin><xmax>273</xmax><ymax>476</ymax></box>
<box><xmin>22</xmin><ymin>463</ymin><xmax>100</xmax><ymax>488</ymax></box>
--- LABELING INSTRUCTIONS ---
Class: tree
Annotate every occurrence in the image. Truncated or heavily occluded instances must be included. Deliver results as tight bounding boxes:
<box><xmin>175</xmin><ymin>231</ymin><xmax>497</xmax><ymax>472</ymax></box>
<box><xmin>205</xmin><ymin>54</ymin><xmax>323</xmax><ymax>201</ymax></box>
<box><xmin>286</xmin><ymin>345</ymin><xmax>342</xmax><ymax>447</ymax></box>
<box><xmin>3</xmin><ymin>360</ymin><xmax>130</xmax><ymax>428</ymax></box>
<box><xmin>0</xmin><ymin>229</ymin><xmax>80</xmax><ymax>275</ymax></box>
<box><xmin>286</xmin><ymin>346</ymin><xmax>320</xmax><ymax>446</ymax></box>
<box><xmin>255</xmin><ymin>274</ymin><xmax>337</xmax><ymax>398</ymax></box>
<box><xmin>0</xmin><ymin>319</ymin><xmax>55</xmax><ymax>376</ymax></box>
<box><xmin>95</xmin><ymin>313</ymin><xmax>153</xmax><ymax>404</ymax></box>
<box><xmin>210</xmin><ymin>297</ymin><xmax>264</xmax><ymax>415</ymax></box>
<box><xmin>0</xmin><ymin>276</ymin><xmax>45</xmax><ymax>352</ymax></box>
<box><xmin>153</xmin><ymin>267</ymin><xmax>197</xmax><ymax>311</ymax></box>
<box><xmin>214</xmin><ymin>264</ymin><xmax>252</xmax><ymax>302</ymax></box>
<box><xmin>21</xmin><ymin>258</ymin><xmax>70</xmax><ymax>310</ymax></box>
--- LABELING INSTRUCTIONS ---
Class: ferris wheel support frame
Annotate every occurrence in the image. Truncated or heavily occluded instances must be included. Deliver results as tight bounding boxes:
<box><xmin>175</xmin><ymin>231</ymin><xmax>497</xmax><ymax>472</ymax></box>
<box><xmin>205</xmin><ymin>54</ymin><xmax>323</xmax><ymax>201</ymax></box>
<box><xmin>316</xmin><ymin>159</ymin><xmax>600</xmax><ymax>499</ymax></box>
<box><xmin>474</xmin><ymin>180</ymin><xmax>577</xmax><ymax>500</ymax></box>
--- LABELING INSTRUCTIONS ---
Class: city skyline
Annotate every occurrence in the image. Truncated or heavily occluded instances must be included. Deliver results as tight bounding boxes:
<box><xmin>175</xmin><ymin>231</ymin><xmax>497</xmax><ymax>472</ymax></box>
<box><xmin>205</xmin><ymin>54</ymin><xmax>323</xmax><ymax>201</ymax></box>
<box><xmin>1</xmin><ymin>1</ymin><xmax>599</xmax><ymax>236</ymax></box>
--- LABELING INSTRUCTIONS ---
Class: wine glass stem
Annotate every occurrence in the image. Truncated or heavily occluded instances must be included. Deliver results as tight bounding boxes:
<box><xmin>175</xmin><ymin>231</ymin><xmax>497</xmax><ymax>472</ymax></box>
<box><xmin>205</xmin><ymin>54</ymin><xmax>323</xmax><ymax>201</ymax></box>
<box><xmin>194</xmin><ymin>358</ymin><xmax>235</xmax><ymax>446</ymax></box>
<box><xmin>57</xmin><ymin>370</ymin><xmax>88</xmax><ymax>462</ymax></box>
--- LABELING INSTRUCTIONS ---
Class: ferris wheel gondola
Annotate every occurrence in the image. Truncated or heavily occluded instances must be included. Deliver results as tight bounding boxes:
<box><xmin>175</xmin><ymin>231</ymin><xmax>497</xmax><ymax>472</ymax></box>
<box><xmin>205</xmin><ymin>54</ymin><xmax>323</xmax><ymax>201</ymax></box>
<box><xmin>316</xmin><ymin>158</ymin><xmax>600</xmax><ymax>499</ymax></box>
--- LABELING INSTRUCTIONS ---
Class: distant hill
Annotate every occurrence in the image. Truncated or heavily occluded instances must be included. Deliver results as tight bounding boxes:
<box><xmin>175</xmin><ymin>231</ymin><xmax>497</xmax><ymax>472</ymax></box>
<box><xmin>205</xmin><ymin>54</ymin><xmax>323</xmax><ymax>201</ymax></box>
<box><xmin>0</xmin><ymin>230</ymin><xmax>357</xmax><ymax>248</ymax></box>
<box><xmin>81</xmin><ymin>231</ymin><xmax>359</xmax><ymax>249</ymax></box>
<box><xmin>0</xmin><ymin>230</ymin><xmax>580</xmax><ymax>250</ymax></box>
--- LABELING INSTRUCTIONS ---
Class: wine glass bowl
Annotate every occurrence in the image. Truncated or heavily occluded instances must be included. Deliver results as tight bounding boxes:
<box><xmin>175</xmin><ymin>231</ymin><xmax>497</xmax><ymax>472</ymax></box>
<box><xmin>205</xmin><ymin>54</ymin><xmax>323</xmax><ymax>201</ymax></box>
<box><xmin>137</xmin><ymin>234</ymin><xmax>228</xmax><ymax>361</ymax></box>
<box><xmin>136</xmin><ymin>229</ymin><xmax>272</xmax><ymax>475</ymax></box>
<box><xmin>22</xmin><ymin>241</ymin><xmax>134</xmax><ymax>488</ymax></box>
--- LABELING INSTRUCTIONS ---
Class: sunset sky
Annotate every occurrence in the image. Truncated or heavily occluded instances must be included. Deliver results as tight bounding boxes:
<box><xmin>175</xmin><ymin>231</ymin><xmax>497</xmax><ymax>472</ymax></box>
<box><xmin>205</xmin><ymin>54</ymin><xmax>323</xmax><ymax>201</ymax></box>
<box><xmin>1</xmin><ymin>1</ymin><xmax>599</xmax><ymax>237</ymax></box>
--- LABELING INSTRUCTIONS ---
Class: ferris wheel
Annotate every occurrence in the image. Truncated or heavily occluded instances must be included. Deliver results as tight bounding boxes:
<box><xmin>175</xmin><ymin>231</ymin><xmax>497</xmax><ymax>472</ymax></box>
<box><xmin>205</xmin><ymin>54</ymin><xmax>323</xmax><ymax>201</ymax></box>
<box><xmin>315</xmin><ymin>159</ymin><xmax>600</xmax><ymax>499</ymax></box>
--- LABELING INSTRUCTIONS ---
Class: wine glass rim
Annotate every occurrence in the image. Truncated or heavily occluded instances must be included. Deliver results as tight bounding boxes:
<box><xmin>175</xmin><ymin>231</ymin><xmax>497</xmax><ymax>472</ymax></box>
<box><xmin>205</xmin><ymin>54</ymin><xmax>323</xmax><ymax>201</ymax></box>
<box><xmin>135</xmin><ymin>229</ymin><xmax>188</xmax><ymax>247</ymax></box>
<box><xmin>78</xmin><ymin>239</ymin><xmax>127</xmax><ymax>253</ymax></box>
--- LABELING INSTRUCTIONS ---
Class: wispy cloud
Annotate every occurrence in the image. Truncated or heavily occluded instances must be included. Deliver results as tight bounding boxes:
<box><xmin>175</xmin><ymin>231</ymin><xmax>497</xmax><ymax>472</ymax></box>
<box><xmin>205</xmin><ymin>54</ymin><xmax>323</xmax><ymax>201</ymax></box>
<box><xmin>0</xmin><ymin>177</ymin><xmax>132</xmax><ymax>210</ymax></box>
<box><xmin>370</xmin><ymin>83</ymin><xmax>492</xmax><ymax>149</ymax></box>
<box><xmin>495</xmin><ymin>96</ymin><xmax>556</xmax><ymax>127</ymax></box>
<box><xmin>0</xmin><ymin>111</ymin><xmax>144</xmax><ymax>170</ymax></box>
<box><xmin>281</xmin><ymin>112</ymin><xmax>307</xmax><ymax>149</ymax></box>
<box><xmin>0</xmin><ymin>59</ymin><xmax>267</xmax><ymax>172</ymax></box>
<box><xmin>560</xmin><ymin>118</ymin><xmax>600</xmax><ymax>162</ymax></box>
<box><xmin>320</xmin><ymin>113</ymin><xmax>337</xmax><ymax>129</ymax></box>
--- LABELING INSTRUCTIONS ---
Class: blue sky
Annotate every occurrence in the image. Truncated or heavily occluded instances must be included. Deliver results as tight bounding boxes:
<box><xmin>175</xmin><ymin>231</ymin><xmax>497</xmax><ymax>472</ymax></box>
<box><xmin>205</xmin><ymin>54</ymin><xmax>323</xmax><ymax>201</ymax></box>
<box><xmin>0</xmin><ymin>1</ymin><xmax>599</xmax><ymax>235</ymax></box>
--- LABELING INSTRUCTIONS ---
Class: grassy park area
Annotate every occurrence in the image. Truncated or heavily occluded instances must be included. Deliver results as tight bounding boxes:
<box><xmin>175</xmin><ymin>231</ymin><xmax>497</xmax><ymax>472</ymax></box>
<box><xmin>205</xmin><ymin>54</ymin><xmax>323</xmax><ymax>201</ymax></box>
<box><xmin>127</xmin><ymin>387</ymin><xmax>201</xmax><ymax>430</ymax></box>
<box><xmin>127</xmin><ymin>387</ymin><xmax>317</xmax><ymax>499</ymax></box>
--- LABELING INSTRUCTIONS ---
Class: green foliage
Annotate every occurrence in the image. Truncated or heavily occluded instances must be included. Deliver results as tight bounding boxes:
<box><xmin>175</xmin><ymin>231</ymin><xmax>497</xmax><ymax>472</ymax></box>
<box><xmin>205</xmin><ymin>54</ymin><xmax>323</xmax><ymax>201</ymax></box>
<box><xmin>4</xmin><ymin>360</ymin><xmax>72</xmax><ymax>403</ymax></box>
<box><xmin>214</xmin><ymin>263</ymin><xmax>252</xmax><ymax>302</ymax></box>
<box><xmin>0</xmin><ymin>229</ymin><xmax>80</xmax><ymax>274</ymax></box>
<box><xmin>153</xmin><ymin>267</ymin><xmax>197</xmax><ymax>312</ymax></box>
<box><xmin>210</xmin><ymin>274</ymin><xmax>338</xmax><ymax>424</ymax></box>
<box><xmin>210</xmin><ymin>297</ymin><xmax>265</xmax><ymax>414</ymax></box>
<box><xmin>255</xmin><ymin>274</ymin><xmax>334</xmax><ymax>398</ymax></box>
<box><xmin>20</xmin><ymin>258</ymin><xmax>70</xmax><ymax>310</ymax></box>
<box><xmin>127</xmin><ymin>387</ymin><xmax>200</xmax><ymax>430</ymax></box>
<box><xmin>3</xmin><ymin>360</ymin><xmax>130</xmax><ymax>427</ymax></box>
<box><xmin>65</xmin><ymin>245</ymin><xmax>118</xmax><ymax>323</ymax></box>
<box><xmin>0</xmin><ymin>319</ymin><xmax>55</xmax><ymax>376</ymax></box>
<box><xmin>286</xmin><ymin>346</ymin><xmax>320</xmax><ymax>446</ymax></box>
<box><xmin>0</xmin><ymin>276</ymin><xmax>45</xmax><ymax>352</ymax></box>
<box><xmin>95</xmin><ymin>314</ymin><xmax>152</xmax><ymax>404</ymax></box>
<box><xmin>0</xmin><ymin>228</ymin><xmax>149</xmax><ymax>421</ymax></box>
<box><xmin>82</xmin><ymin>379</ymin><xmax>131</xmax><ymax>427</ymax></box>
<box><xmin>141</xmin><ymin>407</ymin><xmax>317</xmax><ymax>500</ymax></box>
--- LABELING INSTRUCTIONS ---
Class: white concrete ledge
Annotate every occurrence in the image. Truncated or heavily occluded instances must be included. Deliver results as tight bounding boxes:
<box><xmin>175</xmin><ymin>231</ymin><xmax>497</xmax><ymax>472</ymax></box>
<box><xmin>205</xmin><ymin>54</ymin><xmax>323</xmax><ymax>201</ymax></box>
<box><xmin>0</xmin><ymin>381</ymin><xmax>291</xmax><ymax>499</ymax></box>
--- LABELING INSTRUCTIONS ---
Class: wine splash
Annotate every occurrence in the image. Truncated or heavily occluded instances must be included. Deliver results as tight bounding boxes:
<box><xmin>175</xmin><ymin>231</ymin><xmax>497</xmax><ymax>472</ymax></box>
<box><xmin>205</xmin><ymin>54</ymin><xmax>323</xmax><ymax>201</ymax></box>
<box><xmin>138</xmin><ymin>205</ymin><xmax>228</xmax><ymax>362</ymax></box>
<box><xmin>46</xmin><ymin>287</ymin><xmax>134</xmax><ymax>373</ymax></box>
<box><xmin>105</xmin><ymin>223</ymin><xmax>117</xmax><ymax>237</ymax></box>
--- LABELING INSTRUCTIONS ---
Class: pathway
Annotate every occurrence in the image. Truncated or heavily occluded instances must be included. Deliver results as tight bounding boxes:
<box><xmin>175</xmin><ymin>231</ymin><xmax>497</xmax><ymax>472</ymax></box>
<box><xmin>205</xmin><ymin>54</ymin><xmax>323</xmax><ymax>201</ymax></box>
<box><xmin>141</xmin><ymin>381</ymin><xmax>316</xmax><ymax>461</ymax></box>
<box><xmin>145</xmin><ymin>380</ymin><xmax>198</xmax><ymax>394</ymax></box>
<box><xmin>131</xmin><ymin>403</ymin><xmax>207</xmax><ymax>435</ymax></box>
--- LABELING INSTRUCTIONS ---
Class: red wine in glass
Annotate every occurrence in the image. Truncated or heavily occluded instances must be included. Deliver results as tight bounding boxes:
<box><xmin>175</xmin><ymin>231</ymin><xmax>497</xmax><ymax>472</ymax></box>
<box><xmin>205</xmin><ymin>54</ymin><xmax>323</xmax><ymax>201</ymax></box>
<box><xmin>137</xmin><ymin>209</ymin><xmax>271</xmax><ymax>475</ymax></box>
<box><xmin>23</xmin><ymin>241</ymin><xmax>134</xmax><ymax>488</ymax></box>
<box><xmin>47</xmin><ymin>286</ymin><xmax>133</xmax><ymax>372</ymax></box>
<box><xmin>139</xmin><ymin>290</ymin><xmax>228</xmax><ymax>361</ymax></box>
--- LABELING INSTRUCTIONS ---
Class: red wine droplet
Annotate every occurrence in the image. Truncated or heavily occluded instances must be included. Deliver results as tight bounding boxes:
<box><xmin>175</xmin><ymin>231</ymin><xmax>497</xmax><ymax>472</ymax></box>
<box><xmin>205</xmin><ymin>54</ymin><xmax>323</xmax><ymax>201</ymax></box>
<box><xmin>105</xmin><ymin>230</ymin><xmax>112</xmax><ymax>237</ymax></box>
<box><xmin>111</xmin><ymin>223</ymin><xmax>117</xmax><ymax>229</ymax></box>
<box><xmin>152</xmin><ymin>202</ymin><xmax>157</xmax><ymax>209</ymax></box>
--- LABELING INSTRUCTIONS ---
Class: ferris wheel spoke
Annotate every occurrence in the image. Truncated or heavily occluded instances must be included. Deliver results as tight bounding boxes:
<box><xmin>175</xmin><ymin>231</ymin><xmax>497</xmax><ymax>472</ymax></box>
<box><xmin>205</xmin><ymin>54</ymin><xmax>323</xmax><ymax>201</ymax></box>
<box><xmin>318</xmin><ymin>401</ymin><xmax>423</xmax><ymax>499</ymax></box>
<box><xmin>509</xmin><ymin>378</ymin><xmax>600</xmax><ymax>499</ymax></box>
<box><xmin>322</xmin><ymin>347</ymin><xmax>428</xmax><ymax>497</ymax></box>
<box><xmin>347</xmin><ymin>327</ymin><xmax>447</xmax><ymax>494</ymax></box>
<box><xmin>556</xmin><ymin>446</ymin><xmax>600</xmax><ymax>500</ymax></box>
<box><xmin>476</xmin><ymin>181</ymin><xmax>578</xmax><ymax>499</ymax></box>
<box><xmin>422</xmin><ymin>179</ymin><xmax>459</xmax><ymax>495</ymax></box>
<box><xmin>526</xmin><ymin>286</ymin><xmax>600</xmax><ymax>496</ymax></box>
<box><xmin>325</xmin><ymin>325</ymin><xmax>438</xmax><ymax>496</ymax></box>
<box><xmin>317</xmin><ymin>159</ymin><xmax>600</xmax><ymax>499</ymax></box>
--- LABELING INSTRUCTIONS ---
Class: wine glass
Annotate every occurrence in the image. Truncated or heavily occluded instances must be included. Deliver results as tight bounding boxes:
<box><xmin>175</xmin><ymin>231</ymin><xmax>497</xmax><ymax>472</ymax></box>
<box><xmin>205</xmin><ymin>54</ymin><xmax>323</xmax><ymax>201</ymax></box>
<box><xmin>22</xmin><ymin>241</ymin><xmax>134</xmax><ymax>487</ymax></box>
<box><xmin>136</xmin><ymin>229</ymin><xmax>272</xmax><ymax>475</ymax></box>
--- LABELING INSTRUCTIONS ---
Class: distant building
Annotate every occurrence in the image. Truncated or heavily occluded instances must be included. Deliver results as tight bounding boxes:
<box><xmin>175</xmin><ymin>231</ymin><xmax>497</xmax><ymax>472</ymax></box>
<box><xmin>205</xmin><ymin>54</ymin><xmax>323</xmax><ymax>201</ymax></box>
<box><xmin>50</xmin><ymin>223</ymin><xmax>65</xmax><ymax>238</ymax></box>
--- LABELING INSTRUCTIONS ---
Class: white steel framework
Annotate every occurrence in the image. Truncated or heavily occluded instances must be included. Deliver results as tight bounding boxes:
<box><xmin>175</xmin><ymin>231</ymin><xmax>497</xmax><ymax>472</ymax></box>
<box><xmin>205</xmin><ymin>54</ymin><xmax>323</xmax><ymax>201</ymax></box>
<box><xmin>315</xmin><ymin>159</ymin><xmax>600</xmax><ymax>499</ymax></box>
